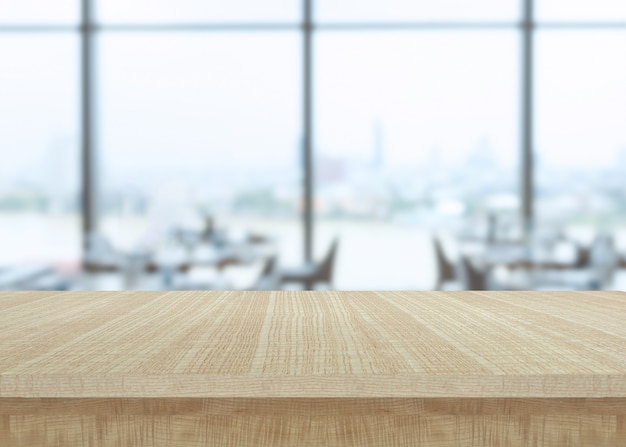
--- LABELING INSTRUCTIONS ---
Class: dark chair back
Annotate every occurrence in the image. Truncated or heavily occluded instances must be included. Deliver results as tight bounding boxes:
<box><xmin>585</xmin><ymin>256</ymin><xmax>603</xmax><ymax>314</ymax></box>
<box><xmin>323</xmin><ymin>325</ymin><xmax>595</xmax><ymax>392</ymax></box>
<box><xmin>433</xmin><ymin>237</ymin><xmax>455</xmax><ymax>289</ymax></box>
<box><xmin>316</xmin><ymin>238</ymin><xmax>339</xmax><ymax>285</ymax></box>
<box><xmin>250</xmin><ymin>255</ymin><xmax>279</xmax><ymax>290</ymax></box>
<box><xmin>260</xmin><ymin>255</ymin><xmax>277</xmax><ymax>276</ymax></box>
<box><xmin>460</xmin><ymin>257</ymin><xmax>487</xmax><ymax>290</ymax></box>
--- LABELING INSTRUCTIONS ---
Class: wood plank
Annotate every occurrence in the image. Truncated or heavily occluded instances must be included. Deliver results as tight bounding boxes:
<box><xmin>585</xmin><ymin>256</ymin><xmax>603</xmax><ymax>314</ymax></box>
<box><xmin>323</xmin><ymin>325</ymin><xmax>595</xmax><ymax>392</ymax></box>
<box><xmin>2</xmin><ymin>291</ymin><xmax>626</xmax><ymax>398</ymax></box>
<box><xmin>1</xmin><ymin>398</ymin><xmax>625</xmax><ymax>446</ymax></box>
<box><xmin>1</xmin><ymin>291</ymin><xmax>626</xmax><ymax>445</ymax></box>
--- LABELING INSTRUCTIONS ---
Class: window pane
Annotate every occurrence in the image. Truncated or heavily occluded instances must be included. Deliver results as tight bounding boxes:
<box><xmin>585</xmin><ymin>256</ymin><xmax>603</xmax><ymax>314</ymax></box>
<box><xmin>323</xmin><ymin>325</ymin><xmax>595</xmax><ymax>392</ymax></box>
<box><xmin>315</xmin><ymin>31</ymin><xmax>519</xmax><ymax>289</ymax></box>
<box><xmin>537</xmin><ymin>0</ymin><xmax>626</xmax><ymax>22</ymax></box>
<box><xmin>97</xmin><ymin>0</ymin><xmax>300</xmax><ymax>24</ymax></box>
<box><xmin>536</xmin><ymin>31</ymin><xmax>626</xmax><ymax>244</ymax></box>
<box><xmin>0</xmin><ymin>35</ymin><xmax>80</xmax><ymax>267</ymax></box>
<box><xmin>99</xmin><ymin>33</ymin><xmax>302</xmax><ymax>281</ymax></box>
<box><xmin>0</xmin><ymin>0</ymin><xmax>78</xmax><ymax>24</ymax></box>
<box><xmin>316</xmin><ymin>0</ymin><xmax>519</xmax><ymax>22</ymax></box>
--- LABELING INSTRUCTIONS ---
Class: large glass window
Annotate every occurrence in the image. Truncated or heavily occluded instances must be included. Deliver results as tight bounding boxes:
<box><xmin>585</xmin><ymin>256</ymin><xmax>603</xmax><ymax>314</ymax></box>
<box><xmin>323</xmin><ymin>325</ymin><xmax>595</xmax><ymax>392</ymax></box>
<box><xmin>315</xmin><ymin>31</ymin><xmax>519</xmax><ymax>289</ymax></box>
<box><xmin>0</xmin><ymin>35</ymin><xmax>80</xmax><ymax>267</ymax></box>
<box><xmin>98</xmin><ymin>33</ymin><xmax>303</xmax><ymax>264</ymax></box>
<box><xmin>535</xmin><ymin>31</ymin><xmax>626</xmax><ymax>244</ymax></box>
<box><xmin>4</xmin><ymin>0</ymin><xmax>624</xmax><ymax>291</ymax></box>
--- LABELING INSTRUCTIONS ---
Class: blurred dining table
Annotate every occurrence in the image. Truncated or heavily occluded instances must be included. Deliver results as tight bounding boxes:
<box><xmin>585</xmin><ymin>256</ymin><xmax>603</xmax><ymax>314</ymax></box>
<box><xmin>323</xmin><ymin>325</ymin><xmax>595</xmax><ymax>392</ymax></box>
<box><xmin>458</xmin><ymin>237</ymin><xmax>588</xmax><ymax>290</ymax></box>
<box><xmin>80</xmin><ymin>231</ymin><xmax>278</xmax><ymax>291</ymax></box>
<box><xmin>459</xmin><ymin>237</ymin><xmax>580</xmax><ymax>270</ymax></box>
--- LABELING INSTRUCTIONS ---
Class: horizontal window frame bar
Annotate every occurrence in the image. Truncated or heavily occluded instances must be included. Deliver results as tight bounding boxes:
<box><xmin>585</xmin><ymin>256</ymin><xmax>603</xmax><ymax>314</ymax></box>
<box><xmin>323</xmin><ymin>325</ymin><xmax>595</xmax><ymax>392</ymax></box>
<box><xmin>0</xmin><ymin>25</ymin><xmax>79</xmax><ymax>32</ymax></box>
<box><xmin>535</xmin><ymin>22</ymin><xmax>626</xmax><ymax>29</ymax></box>
<box><xmin>2</xmin><ymin>21</ymin><xmax>626</xmax><ymax>33</ymax></box>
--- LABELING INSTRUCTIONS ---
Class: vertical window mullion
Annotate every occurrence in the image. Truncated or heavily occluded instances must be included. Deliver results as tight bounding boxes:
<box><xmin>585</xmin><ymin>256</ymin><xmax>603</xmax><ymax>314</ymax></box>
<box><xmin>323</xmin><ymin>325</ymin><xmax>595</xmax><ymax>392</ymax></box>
<box><xmin>521</xmin><ymin>0</ymin><xmax>534</xmax><ymax>234</ymax></box>
<box><xmin>303</xmin><ymin>0</ymin><xmax>314</xmax><ymax>263</ymax></box>
<box><xmin>80</xmin><ymin>0</ymin><xmax>96</xmax><ymax>260</ymax></box>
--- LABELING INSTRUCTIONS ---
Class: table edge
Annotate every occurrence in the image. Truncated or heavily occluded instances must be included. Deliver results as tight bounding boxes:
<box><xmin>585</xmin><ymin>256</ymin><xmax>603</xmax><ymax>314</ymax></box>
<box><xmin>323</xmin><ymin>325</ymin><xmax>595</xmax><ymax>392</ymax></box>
<box><xmin>2</xmin><ymin>373</ymin><xmax>626</xmax><ymax>398</ymax></box>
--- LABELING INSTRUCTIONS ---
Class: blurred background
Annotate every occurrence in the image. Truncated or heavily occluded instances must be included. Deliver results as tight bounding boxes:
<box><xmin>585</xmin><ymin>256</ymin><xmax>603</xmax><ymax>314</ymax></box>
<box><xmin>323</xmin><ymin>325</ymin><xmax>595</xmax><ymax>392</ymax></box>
<box><xmin>1</xmin><ymin>0</ymin><xmax>626</xmax><ymax>291</ymax></box>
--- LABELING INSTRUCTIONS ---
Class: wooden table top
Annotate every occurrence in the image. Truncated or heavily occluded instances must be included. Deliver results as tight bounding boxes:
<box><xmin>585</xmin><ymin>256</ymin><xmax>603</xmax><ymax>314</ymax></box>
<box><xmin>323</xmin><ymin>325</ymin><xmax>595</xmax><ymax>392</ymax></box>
<box><xmin>1</xmin><ymin>290</ymin><xmax>626</xmax><ymax>399</ymax></box>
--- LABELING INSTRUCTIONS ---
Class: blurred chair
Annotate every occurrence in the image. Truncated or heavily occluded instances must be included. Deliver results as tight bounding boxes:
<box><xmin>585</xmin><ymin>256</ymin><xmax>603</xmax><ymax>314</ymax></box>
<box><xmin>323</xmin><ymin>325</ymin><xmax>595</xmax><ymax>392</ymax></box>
<box><xmin>248</xmin><ymin>255</ymin><xmax>279</xmax><ymax>290</ymax></box>
<box><xmin>433</xmin><ymin>236</ymin><xmax>461</xmax><ymax>290</ymax></box>
<box><xmin>586</xmin><ymin>233</ymin><xmax>617</xmax><ymax>287</ymax></box>
<box><xmin>458</xmin><ymin>256</ymin><xmax>488</xmax><ymax>291</ymax></box>
<box><xmin>279</xmin><ymin>239</ymin><xmax>339</xmax><ymax>290</ymax></box>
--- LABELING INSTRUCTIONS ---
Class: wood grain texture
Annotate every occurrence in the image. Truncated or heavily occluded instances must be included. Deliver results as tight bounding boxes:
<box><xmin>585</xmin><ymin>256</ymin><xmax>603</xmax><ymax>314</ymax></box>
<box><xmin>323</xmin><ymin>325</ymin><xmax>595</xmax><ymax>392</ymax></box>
<box><xmin>1</xmin><ymin>290</ymin><xmax>626</xmax><ymax>446</ymax></box>
<box><xmin>0</xmin><ymin>398</ymin><xmax>624</xmax><ymax>446</ymax></box>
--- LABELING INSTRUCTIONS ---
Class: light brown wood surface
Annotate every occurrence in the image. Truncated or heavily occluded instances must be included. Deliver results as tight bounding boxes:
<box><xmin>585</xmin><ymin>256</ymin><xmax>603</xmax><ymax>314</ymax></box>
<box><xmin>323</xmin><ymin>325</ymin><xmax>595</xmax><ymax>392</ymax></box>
<box><xmin>1</xmin><ymin>290</ymin><xmax>625</xmax><ymax>446</ymax></box>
